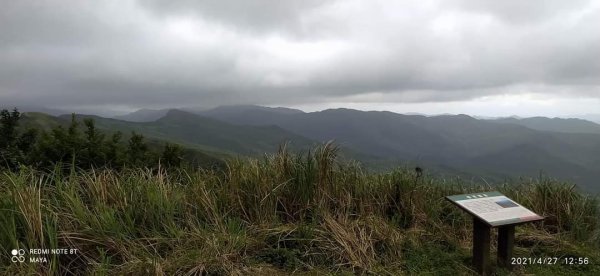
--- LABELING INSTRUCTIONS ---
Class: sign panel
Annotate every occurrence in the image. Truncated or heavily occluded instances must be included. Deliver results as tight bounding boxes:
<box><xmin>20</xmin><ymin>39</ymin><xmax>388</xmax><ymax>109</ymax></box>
<box><xmin>446</xmin><ymin>191</ymin><xmax>543</xmax><ymax>227</ymax></box>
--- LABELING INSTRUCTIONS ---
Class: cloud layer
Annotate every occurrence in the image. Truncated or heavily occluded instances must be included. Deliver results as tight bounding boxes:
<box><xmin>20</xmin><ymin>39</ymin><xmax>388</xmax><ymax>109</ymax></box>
<box><xmin>1</xmin><ymin>0</ymin><xmax>599</xmax><ymax>114</ymax></box>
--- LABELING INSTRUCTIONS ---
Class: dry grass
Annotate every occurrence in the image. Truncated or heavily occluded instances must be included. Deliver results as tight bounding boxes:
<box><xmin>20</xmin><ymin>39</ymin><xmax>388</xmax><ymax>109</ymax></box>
<box><xmin>1</xmin><ymin>144</ymin><xmax>599</xmax><ymax>275</ymax></box>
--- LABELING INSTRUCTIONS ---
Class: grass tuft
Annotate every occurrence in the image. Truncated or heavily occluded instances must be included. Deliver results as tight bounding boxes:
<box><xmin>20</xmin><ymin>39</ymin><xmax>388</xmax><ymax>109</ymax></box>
<box><xmin>1</xmin><ymin>144</ymin><xmax>599</xmax><ymax>275</ymax></box>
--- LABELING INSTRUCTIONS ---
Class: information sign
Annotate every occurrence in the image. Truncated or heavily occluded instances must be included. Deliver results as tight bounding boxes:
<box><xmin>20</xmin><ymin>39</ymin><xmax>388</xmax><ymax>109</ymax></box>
<box><xmin>446</xmin><ymin>191</ymin><xmax>543</xmax><ymax>227</ymax></box>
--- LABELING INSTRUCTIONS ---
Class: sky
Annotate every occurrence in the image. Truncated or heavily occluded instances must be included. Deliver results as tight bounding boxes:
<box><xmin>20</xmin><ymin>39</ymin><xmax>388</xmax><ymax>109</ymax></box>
<box><xmin>1</xmin><ymin>0</ymin><xmax>599</xmax><ymax>118</ymax></box>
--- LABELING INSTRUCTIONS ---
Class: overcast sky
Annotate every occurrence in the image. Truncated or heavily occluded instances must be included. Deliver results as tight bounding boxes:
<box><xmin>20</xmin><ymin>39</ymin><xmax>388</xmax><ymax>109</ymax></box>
<box><xmin>1</xmin><ymin>0</ymin><xmax>599</xmax><ymax>118</ymax></box>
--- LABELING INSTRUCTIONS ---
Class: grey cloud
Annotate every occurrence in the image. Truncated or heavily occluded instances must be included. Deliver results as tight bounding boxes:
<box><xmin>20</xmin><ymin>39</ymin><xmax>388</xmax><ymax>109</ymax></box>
<box><xmin>447</xmin><ymin>0</ymin><xmax>592</xmax><ymax>24</ymax></box>
<box><xmin>0</xmin><ymin>0</ymin><xmax>599</xmax><ymax>113</ymax></box>
<box><xmin>137</xmin><ymin>0</ymin><xmax>329</xmax><ymax>34</ymax></box>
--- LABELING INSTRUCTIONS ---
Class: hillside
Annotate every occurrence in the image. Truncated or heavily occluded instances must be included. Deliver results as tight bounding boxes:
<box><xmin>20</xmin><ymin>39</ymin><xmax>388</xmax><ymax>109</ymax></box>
<box><xmin>199</xmin><ymin>107</ymin><xmax>600</xmax><ymax>193</ymax></box>
<box><xmin>19</xmin><ymin>107</ymin><xmax>600</xmax><ymax>193</ymax></box>
<box><xmin>491</xmin><ymin>117</ymin><xmax>600</xmax><ymax>134</ymax></box>
<box><xmin>63</xmin><ymin>109</ymin><xmax>316</xmax><ymax>156</ymax></box>
<box><xmin>0</xmin><ymin>105</ymin><xmax>67</xmax><ymax>116</ymax></box>
<box><xmin>115</xmin><ymin>105</ymin><xmax>305</xmax><ymax>123</ymax></box>
<box><xmin>579</xmin><ymin>114</ymin><xmax>600</xmax><ymax>124</ymax></box>
<box><xmin>19</xmin><ymin>112</ymin><xmax>226</xmax><ymax>168</ymax></box>
<box><xmin>113</xmin><ymin>108</ymin><xmax>169</xmax><ymax>122</ymax></box>
<box><xmin>6</xmin><ymin>108</ymin><xmax>600</xmax><ymax>274</ymax></box>
<box><xmin>1</xmin><ymin>146</ymin><xmax>598</xmax><ymax>275</ymax></box>
<box><xmin>20</xmin><ymin>112</ymin><xmax>66</xmax><ymax>131</ymax></box>
<box><xmin>195</xmin><ymin>105</ymin><xmax>305</xmax><ymax>125</ymax></box>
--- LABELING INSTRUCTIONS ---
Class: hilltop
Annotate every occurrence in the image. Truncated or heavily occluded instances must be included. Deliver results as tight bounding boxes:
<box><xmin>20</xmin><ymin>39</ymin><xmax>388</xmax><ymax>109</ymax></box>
<box><xmin>1</xmin><ymin>145</ymin><xmax>598</xmax><ymax>275</ymax></box>
<box><xmin>3</xmin><ymin>107</ymin><xmax>600</xmax><ymax>274</ymax></box>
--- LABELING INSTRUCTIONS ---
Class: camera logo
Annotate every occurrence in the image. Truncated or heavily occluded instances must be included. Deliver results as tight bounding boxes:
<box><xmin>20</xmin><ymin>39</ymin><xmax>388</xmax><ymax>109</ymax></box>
<box><xmin>11</xmin><ymin>249</ymin><xmax>26</xmax><ymax>263</ymax></box>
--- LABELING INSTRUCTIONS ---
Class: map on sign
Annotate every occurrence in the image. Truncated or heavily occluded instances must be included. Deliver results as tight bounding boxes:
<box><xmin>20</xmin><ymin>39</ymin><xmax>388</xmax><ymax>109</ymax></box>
<box><xmin>446</xmin><ymin>191</ymin><xmax>543</xmax><ymax>227</ymax></box>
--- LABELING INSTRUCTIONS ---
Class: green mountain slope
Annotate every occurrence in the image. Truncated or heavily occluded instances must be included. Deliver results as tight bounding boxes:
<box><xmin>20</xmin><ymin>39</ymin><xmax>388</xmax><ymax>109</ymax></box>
<box><xmin>200</xmin><ymin>107</ymin><xmax>600</xmax><ymax>192</ymax></box>
<box><xmin>20</xmin><ymin>112</ymin><xmax>66</xmax><ymax>131</ymax></box>
<box><xmin>63</xmin><ymin>109</ymin><xmax>316</xmax><ymax>156</ymax></box>
<box><xmin>20</xmin><ymin>107</ymin><xmax>600</xmax><ymax>192</ymax></box>
<box><xmin>113</xmin><ymin>108</ymin><xmax>169</xmax><ymax>122</ymax></box>
<box><xmin>491</xmin><ymin>117</ymin><xmax>600</xmax><ymax>134</ymax></box>
<box><xmin>195</xmin><ymin>105</ymin><xmax>304</xmax><ymax>125</ymax></box>
<box><xmin>19</xmin><ymin>112</ymin><xmax>226</xmax><ymax>168</ymax></box>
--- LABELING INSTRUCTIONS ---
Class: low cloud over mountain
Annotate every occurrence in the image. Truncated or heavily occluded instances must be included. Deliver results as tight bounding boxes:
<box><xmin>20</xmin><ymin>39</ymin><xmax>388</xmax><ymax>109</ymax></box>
<box><xmin>1</xmin><ymin>0</ymin><xmax>599</xmax><ymax>116</ymax></box>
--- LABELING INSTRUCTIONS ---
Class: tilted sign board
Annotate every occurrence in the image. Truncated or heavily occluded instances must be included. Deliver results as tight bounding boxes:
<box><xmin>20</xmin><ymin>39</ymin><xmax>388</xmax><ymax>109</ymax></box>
<box><xmin>446</xmin><ymin>191</ymin><xmax>543</xmax><ymax>227</ymax></box>
<box><xmin>446</xmin><ymin>191</ymin><xmax>544</xmax><ymax>274</ymax></box>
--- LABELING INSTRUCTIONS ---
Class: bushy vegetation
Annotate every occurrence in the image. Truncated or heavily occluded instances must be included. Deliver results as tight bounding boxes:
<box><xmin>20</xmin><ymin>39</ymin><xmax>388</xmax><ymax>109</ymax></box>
<box><xmin>0</xmin><ymin>108</ymin><xmax>185</xmax><ymax>171</ymax></box>
<box><xmin>1</xmin><ymin>143</ymin><xmax>599</xmax><ymax>275</ymax></box>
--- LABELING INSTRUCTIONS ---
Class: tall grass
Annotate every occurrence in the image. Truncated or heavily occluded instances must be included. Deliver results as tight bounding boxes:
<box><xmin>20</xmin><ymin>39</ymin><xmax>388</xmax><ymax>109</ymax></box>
<box><xmin>1</xmin><ymin>143</ymin><xmax>599</xmax><ymax>275</ymax></box>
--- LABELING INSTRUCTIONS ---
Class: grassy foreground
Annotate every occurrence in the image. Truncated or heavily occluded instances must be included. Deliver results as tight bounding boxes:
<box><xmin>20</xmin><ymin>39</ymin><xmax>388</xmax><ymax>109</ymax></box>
<box><xmin>1</xmin><ymin>144</ymin><xmax>599</xmax><ymax>275</ymax></box>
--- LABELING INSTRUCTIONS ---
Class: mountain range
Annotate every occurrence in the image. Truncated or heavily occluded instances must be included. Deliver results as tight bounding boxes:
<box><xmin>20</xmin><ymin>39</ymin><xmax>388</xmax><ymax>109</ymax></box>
<box><xmin>17</xmin><ymin>105</ymin><xmax>600</xmax><ymax>193</ymax></box>
<box><xmin>490</xmin><ymin>117</ymin><xmax>600</xmax><ymax>135</ymax></box>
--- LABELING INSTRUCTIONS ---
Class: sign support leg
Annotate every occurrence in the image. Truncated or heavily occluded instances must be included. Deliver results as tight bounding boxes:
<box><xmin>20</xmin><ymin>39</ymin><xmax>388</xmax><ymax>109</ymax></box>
<box><xmin>473</xmin><ymin>218</ymin><xmax>491</xmax><ymax>275</ymax></box>
<box><xmin>497</xmin><ymin>225</ymin><xmax>515</xmax><ymax>269</ymax></box>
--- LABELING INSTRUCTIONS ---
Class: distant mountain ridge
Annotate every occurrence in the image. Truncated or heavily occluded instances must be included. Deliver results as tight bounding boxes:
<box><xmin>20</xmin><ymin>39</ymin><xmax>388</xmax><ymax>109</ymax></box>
<box><xmin>67</xmin><ymin>109</ymin><xmax>316</xmax><ymax>156</ymax></box>
<box><xmin>491</xmin><ymin>117</ymin><xmax>600</xmax><ymax>134</ymax></box>
<box><xmin>197</xmin><ymin>105</ymin><xmax>304</xmax><ymax>115</ymax></box>
<box><xmin>1</xmin><ymin>105</ymin><xmax>68</xmax><ymax>116</ymax></box>
<box><xmin>20</xmin><ymin>106</ymin><xmax>600</xmax><ymax>193</ymax></box>
<box><xmin>197</xmin><ymin>106</ymin><xmax>600</xmax><ymax>192</ymax></box>
<box><xmin>576</xmin><ymin>114</ymin><xmax>600</xmax><ymax>124</ymax></box>
<box><xmin>113</xmin><ymin>108</ymin><xmax>169</xmax><ymax>122</ymax></box>
<box><xmin>114</xmin><ymin>105</ymin><xmax>304</xmax><ymax>123</ymax></box>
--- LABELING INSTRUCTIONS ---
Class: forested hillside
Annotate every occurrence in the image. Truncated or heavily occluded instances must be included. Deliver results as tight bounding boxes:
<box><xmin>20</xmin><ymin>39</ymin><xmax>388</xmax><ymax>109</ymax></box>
<box><xmin>196</xmin><ymin>106</ymin><xmax>600</xmax><ymax>193</ymax></box>
<box><xmin>74</xmin><ymin>109</ymin><xmax>315</xmax><ymax>156</ymax></box>
<box><xmin>10</xmin><ymin>106</ymin><xmax>600</xmax><ymax>193</ymax></box>
<box><xmin>1</xmin><ymin>109</ymin><xmax>224</xmax><ymax>171</ymax></box>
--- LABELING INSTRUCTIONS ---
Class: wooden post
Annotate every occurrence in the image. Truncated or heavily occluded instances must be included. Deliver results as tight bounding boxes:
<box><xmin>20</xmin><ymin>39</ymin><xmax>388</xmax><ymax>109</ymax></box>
<box><xmin>473</xmin><ymin>218</ymin><xmax>491</xmax><ymax>275</ymax></box>
<box><xmin>446</xmin><ymin>192</ymin><xmax>543</xmax><ymax>275</ymax></box>
<box><xmin>497</xmin><ymin>225</ymin><xmax>515</xmax><ymax>269</ymax></box>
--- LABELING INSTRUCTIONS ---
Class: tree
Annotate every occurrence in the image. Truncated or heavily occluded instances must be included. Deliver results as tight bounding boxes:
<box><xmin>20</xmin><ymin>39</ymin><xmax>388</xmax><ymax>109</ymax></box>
<box><xmin>30</xmin><ymin>130</ymin><xmax>58</xmax><ymax>168</ymax></box>
<box><xmin>105</xmin><ymin>131</ymin><xmax>123</xmax><ymax>168</ymax></box>
<box><xmin>0</xmin><ymin>108</ymin><xmax>21</xmax><ymax>169</ymax></box>
<box><xmin>82</xmin><ymin>118</ymin><xmax>105</xmax><ymax>167</ymax></box>
<box><xmin>67</xmin><ymin>114</ymin><xmax>83</xmax><ymax>157</ymax></box>
<box><xmin>127</xmin><ymin>132</ymin><xmax>148</xmax><ymax>167</ymax></box>
<box><xmin>16</xmin><ymin>128</ymin><xmax>38</xmax><ymax>165</ymax></box>
<box><xmin>0</xmin><ymin>109</ymin><xmax>187</xmax><ymax>170</ymax></box>
<box><xmin>162</xmin><ymin>143</ymin><xmax>183</xmax><ymax>168</ymax></box>
<box><xmin>0</xmin><ymin>108</ymin><xmax>41</xmax><ymax>170</ymax></box>
<box><xmin>0</xmin><ymin>108</ymin><xmax>20</xmax><ymax>149</ymax></box>
<box><xmin>29</xmin><ymin>114</ymin><xmax>84</xmax><ymax>168</ymax></box>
